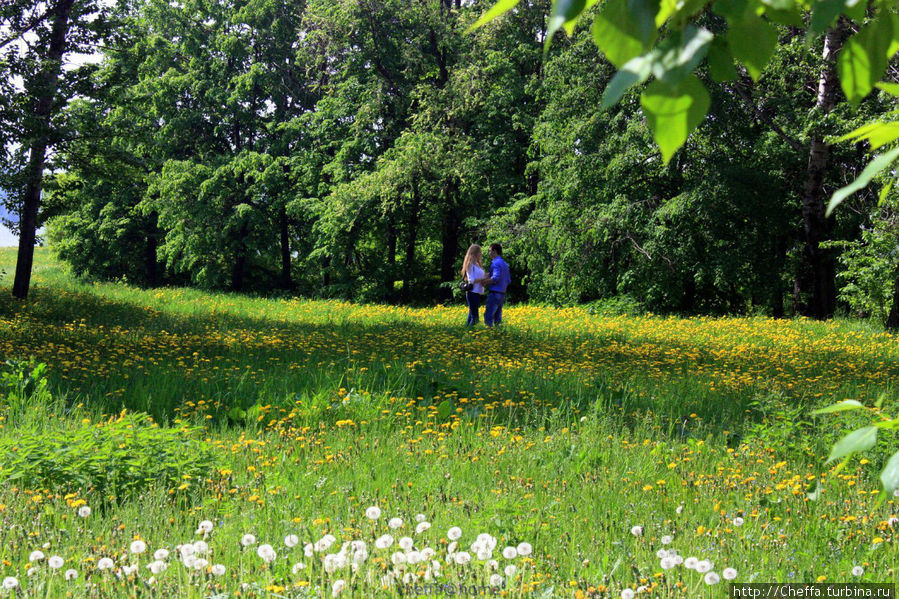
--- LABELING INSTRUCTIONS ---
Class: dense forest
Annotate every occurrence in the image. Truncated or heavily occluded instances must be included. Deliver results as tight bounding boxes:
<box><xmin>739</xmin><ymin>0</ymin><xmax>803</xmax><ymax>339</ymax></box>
<box><xmin>2</xmin><ymin>0</ymin><xmax>898</xmax><ymax>318</ymax></box>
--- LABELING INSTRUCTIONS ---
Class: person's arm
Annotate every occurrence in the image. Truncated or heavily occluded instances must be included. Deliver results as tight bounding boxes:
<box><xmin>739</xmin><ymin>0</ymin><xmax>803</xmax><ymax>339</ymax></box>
<box><xmin>478</xmin><ymin>264</ymin><xmax>498</xmax><ymax>286</ymax></box>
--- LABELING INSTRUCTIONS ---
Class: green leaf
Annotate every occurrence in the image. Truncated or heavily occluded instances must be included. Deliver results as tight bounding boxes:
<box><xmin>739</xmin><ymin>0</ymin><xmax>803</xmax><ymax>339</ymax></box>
<box><xmin>713</xmin><ymin>0</ymin><xmax>750</xmax><ymax>20</ymax></box>
<box><xmin>437</xmin><ymin>399</ymin><xmax>453</xmax><ymax>420</ymax></box>
<box><xmin>842</xmin><ymin>0</ymin><xmax>867</xmax><ymax>23</ymax></box>
<box><xmin>809</xmin><ymin>0</ymin><xmax>845</xmax><ymax>39</ymax></box>
<box><xmin>827</xmin><ymin>146</ymin><xmax>899</xmax><ymax>216</ymax></box>
<box><xmin>761</xmin><ymin>0</ymin><xmax>795</xmax><ymax>9</ymax></box>
<box><xmin>877</xmin><ymin>82</ymin><xmax>899</xmax><ymax>97</ymax></box>
<box><xmin>467</xmin><ymin>0</ymin><xmax>522</xmax><ymax>31</ymax></box>
<box><xmin>880</xmin><ymin>450</ymin><xmax>899</xmax><ymax>493</ymax></box>
<box><xmin>640</xmin><ymin>74</ymin><xmax>710</xmax><ymax>164</ymax></box>
<box><xmin>811</xmin><ymin>399</ymin><xmax>864</xmax><ymax>415</ymax></box>
<box><xmin>591</xmin><ymin>0</ymin><xmax>659</xmax><ymax>68</ymax></box>
<box><xmin>728</xmin><ymin>13</ymin><xmax>779</xmax><ymax>81</ymax></box>
<box><xmin>652</xmin><ymin>26</ymin><xmax>714</xmax><ymax>86</ymax></box>
<box><xmin>707</xmin><ymin>38</ymin><xmax>738</xmax><ymax>82</ymax></box>
<box><xmin>837</xmin><ymin>120</ymin><xmax>899</xmax><ymax>151</ymax></box>
<box><xmin>545</xmin><ymin>0</ymin><xmax>587</xmax><ymax>53</ymax></box>
<box><xmin>837</xmin><ymin>16</ymin><xmax>894</xmax><ymax>106</ymax></box>
<box><xmin>601</xmin><ymin>53</ymin><xmax>654</xmax><ymax>108</ymax></box>
<box><xmin>827</xmin><ymin>426</ymin><xmax>877</xmax><ymax>464</ymax></box>
<box><xmin>764</xmin><ymin>6</ymin><xmax>805</xmax><ymax>27</ymax></box>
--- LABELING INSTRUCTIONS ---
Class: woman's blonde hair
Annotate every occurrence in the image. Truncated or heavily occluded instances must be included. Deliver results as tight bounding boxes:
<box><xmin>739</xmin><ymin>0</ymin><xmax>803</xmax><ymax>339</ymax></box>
<box><xmin>461</xmin><ymin>244</ymin><xmax>483</xmax><ymax>280</ymax></box>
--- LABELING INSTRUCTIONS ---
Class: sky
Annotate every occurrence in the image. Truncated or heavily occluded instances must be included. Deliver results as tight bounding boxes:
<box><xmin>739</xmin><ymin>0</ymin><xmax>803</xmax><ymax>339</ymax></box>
<box><xmin>0</xmin><ymin>198</ymin><xmax>17</xmax><ymax>247</ymax></box>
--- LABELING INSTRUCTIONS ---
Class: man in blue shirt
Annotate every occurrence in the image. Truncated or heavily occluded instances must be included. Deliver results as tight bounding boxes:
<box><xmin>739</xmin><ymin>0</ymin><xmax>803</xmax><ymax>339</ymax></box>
<box><xmin>479</xmin><ymin>243</ymin><xmax>511</xmax><ymax>327</ymax></box>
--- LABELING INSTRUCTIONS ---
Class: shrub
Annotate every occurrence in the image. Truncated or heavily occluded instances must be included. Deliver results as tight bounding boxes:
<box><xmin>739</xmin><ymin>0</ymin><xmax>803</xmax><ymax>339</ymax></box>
<box><xmin>0</xmin><ymin>411</ymin><xmax>214</xmax><ymax>500</ymax></box>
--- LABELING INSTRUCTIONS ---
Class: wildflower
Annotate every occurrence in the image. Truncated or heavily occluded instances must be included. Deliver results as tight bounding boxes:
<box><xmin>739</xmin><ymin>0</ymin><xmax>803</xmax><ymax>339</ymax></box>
<box><xmin>630</xmin><ymin>526</ymin><xmax>643</xmax><ymax>537</ymax></box>
<box><xmin>733</xmin><ymin>517</ymin><xmax>744</xmax><ymax>527</ymax></box>
<box><xmin>29</xmin><ymin>550</ymin><xmax>44</xmax><ymax>562</ymax></box>
<box><xmin>656</xmin><ymin>549</ymin><xmax>668</xmax><ymax>559</ymax></box>
<box><xmin>332</xmin><ymin>579</ymin><xmax>346</xmax><ymax>597</ymax></box>
<box><xmin>197</xmin><ymin>520</ymin><xmax>214</xmax><ymax>534</ymax></box>
<box><xmin>504</xmin><ymin>564</ymin><xmax>517</xmax><ymax>577</ymax></box>
<box><xmin>454</xmin><ymin>552</ymin><xmax>471</xmax><ymax>565</ymax></box>
<box><xmin>391</xmin><ymin>552</ymin><xmax>407</xmax><ymax>565</ymax></box>
<box><xmin>502</xmin><ymin>546</ymin><xmax>517</xmax><ymax>559</ymax></box>
<box><xmin>661</xmin><ymin>535</ymin><xmax>673</xmax><ymax>545</ymax></box>
<box><xmin>285</xmin><ymin>534</ymin><xmax>299</xmax><ymax>548</ymax></box>
<box><xmin>447</xmin><ymin>527</ymin><xmax>462</xmax><ymax>540</ymax></box>
<box><xmin>154</xmin><ymin>549</ymin><xmax>170</xmax><ymax>560</ymax></box>
<box><xmin>388</xmin><ymin>517</ymin><xmax>403</xmax><ymax>529</ymax></box>
<box><xmin>193</xmin><ymin>558</ymin><xmax>208</xmax><ymax>570</ymax></box>
<box><xmin>2</xmin><ymin>577</ymin><xmax>18</xmax><ymax>590</ymax></box>
<box><xmin>122</xmin><ymin>565</ymin><xmax>138</xmax><ymax>576</ymax></box>
<box><xmin>704</xmin><ymin>572</ymin><xmax>721</xmax><ymax>585</ymax></box>
<box><xmin>292</xmin><ymin>563</ymin><xmax>306</xmax><ymax>574</ymax></box>
<box><xmin>303</xmin><ymin>543</ymin><xmax>314</xmax><ymax>557</ymax></box>
<box><xmin>241</xmin><ymin>534</ymin><xmax>257</xmax><ymax>547</ymax></box>
<box><xmin>97</xmin><ymin>558</ymin><xmax>114</xmax><ymax>570</ymax></box>
<box><xmin>399</xmin><ymin>537</ymin><xmax>414</xmax><ymax>551</ymax></box>
<box><xmin>696</xmin><ymin>560</ymin><xmax>713</xmax><ymax>573</ymax></box>
<box><xmin>375</xmin><ymin>535</ymin><xmax>394</xmax><ymax>549</ymax></box>
<box><xmin>48</xmin><ymin>556</ymin><xmax>64</xmax><ymax>569</ymax></box>
<box><xmin>852</xmin><ymin>566</ymin><xmax>864</xmax><ymax>577</ymax></box>
<box><xmin>192</xmin><ymin>541</ymin><xmax>208</xmax><ymax>555</ymax></box>
<box><xmin>661</xmin><ymin>557</ymin><xmax>676</xmax><ymax>569</ymax></box>
<box><xmin>516</xmin><ymin>542</ymin><xmax>532</xmax><ymax>556</ymax></box>
<box><xmin>77</xmin><ymin>506</ymin><xmax>91</xmax><ymax>518</ymax></box>
<box><xmin>64</xmin><ymin>569</ymin><xmax>78</xmax><ymax>581</ymax></box>
<box><xmin>366</xmin><ymin>506</ymin><xmax>381</xmax><ymax>520</ymax></box>
<box><xmin>676</xmin><ymin>505</ymin><xmax>684</xmax><ymax>515</ymax></box>
<box><xmin>684</xmin><ymin>557</ymin><xmax>698</xmax><ymax>570</ymax></box>
<box><xmin>415</xmin><ymin>522</ymin><xmax>431</xmax><ymax>534</ymax></box>
<box><xmin>257</xmin><ymin>544</ymin><xmax>276</xmax><ymax>563</ymax></box>
<box><xmin>415</xmin><ymin>514</ymin><xmax>427</xmax><ymax>522</ymax></box>
<box><xmin>147</xmin><ymin>560</ymin><xmax>167</xmax><ymax>574</ymax></box>
<box><xmin>723</xmin><ymin>568</ymin><xmax>738</xmax><ymax>580</ymax></box>
<box><xmin>621</xmin><ymin>589</ymin><xmax>635</xmax><ymax>599</ymax></box>
<box><xmin>180</xmin><ymin>544</ymin><xmax>195</xmax><ymax>559</ymax></box>
<box><xmin>211</xmin><ymin>564</ymin><xmax>226</xmax><ymax>576</ymax></box>
<box><xmin>130</xmin><ymin>540</ymin><xmax>147</xmax><ymax>555</ymax></box>
<box><xmin>489</xmin><ymin>574</ymin><xmax>504</xmax><ymax>587</ymax></box>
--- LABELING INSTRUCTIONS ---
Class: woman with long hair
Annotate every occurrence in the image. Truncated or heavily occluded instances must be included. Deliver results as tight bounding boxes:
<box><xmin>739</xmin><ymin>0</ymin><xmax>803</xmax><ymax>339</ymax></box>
<box><xmin>461</xmin><ymin>244</ymin><xmax>485</xmax><ymax>326</ymax></box>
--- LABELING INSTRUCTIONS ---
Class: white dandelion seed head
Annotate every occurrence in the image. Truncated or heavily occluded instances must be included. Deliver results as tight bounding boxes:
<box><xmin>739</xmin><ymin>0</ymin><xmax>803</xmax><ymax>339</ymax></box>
<box><xmin>375</xmin><ymin>535</ymin><xmax>394</xmax><ymax>550</ymax></box>
<box><xmin>147</xmin><ymin>560</ymin><xmax>168</xmax><ymax>575</ymax></box>
<box><xmin>407</xmin><ymin>551</ymin><xmax>422</xmax><ymax>565</ymax></box>
<box><xmin>256</xmin><ymin>544</ymin><xmax>276</xmax><ymax>563</ymax></box>
<box><xmin>415</xmin><ymin>514</ymin><xmax>427</xmax><ymax>522</ymax></box>
<box><xmin>391</xmin><ymin>552</ymin><xmax>407</xmax><ymax>566</ymax></box>
<box><xmin>48</xmin><ymin>556</ymin><xmax>64</xmax><ymax>569</ymax></box>
<box><xmin>516</xmin><ymin>542</ymin><xmax>532</xmax><ymax>557</ymax></box>
<box><xmin>723</xmin><ymin>567</ymin><xmax>738</xmax><ymax>580</ymax></box>
<box><xmin>97</xmin><ymin>557</ymin><xmax>114</xmax><ymax>571</ymax></box>
<box><xmin>64</xmin><ymin>569</ymin><xmax>78</xmax><ymax>581</ymax></box>
<box><xmin>29</xmin><ymin>550</ymin><xmax>45</xmax><ymax>562</ymax></box>
<box><xmin>733</xmin><ymin>517</ymin><xmax>745</xmax><ymax>527</ymax></box>
<box><xmin>684</xmin><ymin>557</ymin><xmax>699</xmax><ymax>570</ymax></box>
<box><xmin>673</xmin><ymin>555</ymin><xmax>684</xmax><ymax>565</ymax></box>
<box><xmin>197</xmin><ymin>520</ymin><xmax>214</xmax><ymax>533</ymax></box>
<box><xmin>182</xmin><ymin>554</ymin><xmax>197</xmax><ymax>569</ymax></box>
<box><xmin>630</xmin><ymin>525</ymin><xmax>644</xmax><ymax>537</ymax></box>
<box><xmin>888</xmin><ymin>517</ymin><xmax>899</xmax><ymax>527</ymax></box>
<box><xmin>696</xmin><ymin>560</ymin><xmax>713</xmax><ymax>574</ymax></box>
<box><xmin>193</xmin><ymin>540</ymin><xmax>209</xmax><ymax>555</ymax></box>
<box><xmin>661</xmin><ymin>556</ymin><xmax>676</xmax><ymax>570</ymax></box>
<box><xmin>122</xmin><ymin>565</ymin><xmax>138</xmax><ymax>576</ymax></box>
<box><xmin>78</xmin><ymin>506</ymin><xmax>91</xmax><ymax>518</ymax></box>
<box><xmin>179</xmin><ymin>544</ymin><xmax>195</xmax><ymax>559</ymax></box>
<box><xmin>285</xmin><ymin>534</ymin><xmax>299</xmax><ymax>548</ymax></box>
<box><xmin>502</xmin><ymin>546</ymin><xmax>517</xmax><ymax>560</ymax></box>
<box><xmin>211</xmin><ymin>564</ymin><xmax>226</xmax><ymax>576</ymax></box>
<box><xmin>2</xmin><ymin>577</ymin><xmax>19</xmax><ymax>590</ymax></box>
<box><xmin>504</xmin><ymin>564</ymin><xmax>517</xmax><ymax>577</ymax></box>
<box><xmin>476</xmin><ymin>549</ymin><xmax>491</xmax><ymax>561</ymax></box>
<box><xmin>388</xmin><ymin>517</ymin><xmax>404</xmax><ymax>529</ymax></box>
<box><xmin>489</xmin><ymin>574</ymin><xmax>504</xmax><ymax>587</ymax></box>
<box><xmin>415</xmin><ymin>522</ymin><xmax>431</xmax><ymax>534</ymax></box>
<box><xmin>332</xmin><ymin>579</ymin><xmax>346</xmax><ymax>597</ymax></box>
<box><xmin>353</xmin><ymin>549</ymin><xmax>369</xmax><ymax>564</ymax></box>
<box><xmin>241</xmin><ymin>534</ymin><xmax>256</xmax><ymax>547</ymax></box>
<box><xmin>192</xmin><ymin>558</ymin><xmax>208</xmax><ymax>571</ymax></box>
<box><xmin>154</xmin><ymin>548</ymin><xmax>170</xmax><ymax>561</ymax></box>
<box><xmin>656</xmin><ymin>549</ymin><xmax>668</xmax><ymax>559</ymax></box>
<box><xmin>303</xmin><ymin>543</ymin><xmax>314</xmax><ymax>557</ymax></box>
<box><xmin>26</xmin><ymin>569</ymin><xmax>35</xmax><ymax>578</ymax></box>
<box><xmin>621</xmin><ymin>589</ymin><xmax>635</xmax><ymax>599</ymax></box>
<box><xmin>676</xmin><ymin>505</ymin><xmax>684</xmax><ymax>515</ymax></box>
<box><xmin>421</xmin><ymin>548</ymin><xmax>435</xmax><ymax>560</ymax></box>
<box><xmin>447</xmin><ymin>541</ymin><xmax>458</xmax><ymax>555</ymax></box>
<box><xmin>130</xmin><ymin>540</ymin><xmax>146</xmax><ymax>555</ymax></box>
<box><xmin>399</xmin><ymin>537</ymin><xmax>414</xmax><ymax>551</ymax></box>
<box><xmin>704</xmin><ymin>572</ymin><xmax>721</xmax><ymax>585</ymax></box>
<box><xmin>454</xmin><ymin>551</ymin><xmax>471</xmax><ymax>565</ymax></box>
<box><xmin>661</xmin><ymin>535</ymin><xmax>673</xmax><ymax>545</ymax></box>
<box><xmin>366</xmin><ymin>506</ymin><xmax>382</xmax><ymax>520</ymax></box>
<box><xmin>447</xmin><ymin>527</ymin><xmax>462</xmax><ymax>541</ymax></box>
<box><xmin>852</xmin><ymin>566</ymin><xmax>864</xmax><ymax>577</ymax></box>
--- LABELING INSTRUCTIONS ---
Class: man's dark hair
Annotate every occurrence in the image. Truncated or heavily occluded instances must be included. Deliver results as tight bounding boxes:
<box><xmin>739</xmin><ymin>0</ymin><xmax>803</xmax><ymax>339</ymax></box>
<box><xmin>489</xmin><ymin>243</ymin><xmax>502</xmax><ymax>256</ymax></box>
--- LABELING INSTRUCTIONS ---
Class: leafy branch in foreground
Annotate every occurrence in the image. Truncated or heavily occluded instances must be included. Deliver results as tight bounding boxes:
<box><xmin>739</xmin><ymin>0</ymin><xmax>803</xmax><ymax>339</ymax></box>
<box><xmin>472</xmin><ymin>0</ymin><xmax>899</xmax><ymax>200</ymax></box>
<box><xmin>811</xmin><ymin>397</ymin><xmax>899</xmax><ymax>498</ymax></box>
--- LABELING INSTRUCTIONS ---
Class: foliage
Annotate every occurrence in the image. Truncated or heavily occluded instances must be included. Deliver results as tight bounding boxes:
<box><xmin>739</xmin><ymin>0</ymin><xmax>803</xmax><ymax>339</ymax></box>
<box><xmin>0</xmin><ymin>357</ymin><xmax>51</xmax><ymax>418</ymax></box>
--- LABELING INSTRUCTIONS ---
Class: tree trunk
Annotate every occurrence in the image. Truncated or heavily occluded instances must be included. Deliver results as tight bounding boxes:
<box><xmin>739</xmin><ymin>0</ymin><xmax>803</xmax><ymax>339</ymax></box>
<box><xmin>438</xmin><ymin>181</ymin><xmax>461</xmax><ymax>303</ymax></box>
<box><xmin>799</xmin><ymin>20</ymin><xmax>848</xmax><ymax>319</ymax></box>
<box><xmin>12</xmin><ymin>0</ymin><xmax>75</xmax><ymax>300</ymax></box>
<box><xmin>231</xmin><ymin>220</ymin><xmax>249</xmax><ymax>292</ymax></box>
<box><xmin>886</xmin><ymin>268</ymin><xmax>899</xmax><ymax>330</ymax></box>
<box><xmin>279</xmin><ymin>205</ymin><xmax>291</xmax><ymax>288</ymax></box>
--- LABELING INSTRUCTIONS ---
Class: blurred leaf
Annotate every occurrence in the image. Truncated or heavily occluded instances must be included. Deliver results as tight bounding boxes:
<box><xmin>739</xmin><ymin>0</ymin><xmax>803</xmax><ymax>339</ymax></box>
<box><xmin>601</xmin><ymin>53</ymin><xmax>654</xmax><ymax>108</ymax></box>
<box><xmin>653</xmin><ymin>26</ymin><xmax>714</xmax><ymax>86</ymax></box>
<box><xmin>827</xmin><ymin>147</ymin><xmax>899</xmax><ymax>216</ymax></box>
<box><xmin>708</xmin><ymin>37</ymin><xmax>738</xmax><ymax>82</ymax></box>
<box><xmin>728</xmin><ymin>13</ymin><xmax>779</xmax><ymax>80</ymax></box>
<box><xmin>837</xmin><ymin>120</ymin><xmax>899</xmax><ymax>150</ymax></box>
<box><xmin>592</xmin><ymin>0</ymin><xmax>659</xmax><ymax>68</ymax></box>
<box><xmin>545</xmin><ymin>0</ymin><xmax>587</xmax><ymax>53</ymax></box>
<box><xmin>826</xmin><ymin>426</ymin><xmax>877</xmax><ymax>464</ymax></box>
<box><xmin>809</xmin><ymin>0</ymin><xmax>845</xmax><ymax>39</ymax></box>
<box><xmin>838</xmin><ymin>16</ymin><xmax>894</xmax><ymax>106</ymax></box>
<box><xmin>811</xmin><ymin>399</ymin><xmax>864</xmax><ymax>414</ymax></box>
<box><xmin>467</xmin><ymin>0</ymin><xmax>522</xmax><ymax>31</ymax></box>
<box><xmin>437</xmin><ymin>399</ymin><xmax>453</xmax><ymax>420</ymax></box>
<box><xmin>640</xmin><ymin>74</ymin><xmax>710</xmax><ymax>163</ymax></box>
<box><xmin>880</xmin><ymin>451</ymin><xmax>899</xmax><ymax>493</ymax></box>
<box><xmin>877</xmin><ymin>82</ymin><xmax>899</xmax><ymax>97</ymax></box>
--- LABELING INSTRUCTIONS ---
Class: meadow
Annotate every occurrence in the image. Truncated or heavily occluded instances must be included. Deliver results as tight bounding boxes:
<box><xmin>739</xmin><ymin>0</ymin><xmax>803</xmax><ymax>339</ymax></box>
<box><xmin>0</xmin><ymin>247</ymin><xmax>898</xmax><ymax>598</ymax></box>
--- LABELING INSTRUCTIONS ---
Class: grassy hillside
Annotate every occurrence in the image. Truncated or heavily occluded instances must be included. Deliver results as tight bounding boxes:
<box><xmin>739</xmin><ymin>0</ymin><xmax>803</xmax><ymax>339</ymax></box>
<box><xmin>0</xmin><ymin>248</ymin><xmax>897</xmax><ymax>597</ymax></box>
